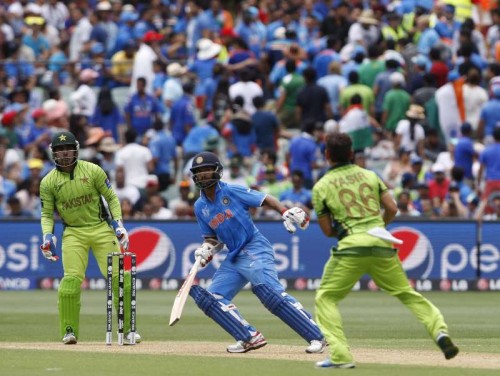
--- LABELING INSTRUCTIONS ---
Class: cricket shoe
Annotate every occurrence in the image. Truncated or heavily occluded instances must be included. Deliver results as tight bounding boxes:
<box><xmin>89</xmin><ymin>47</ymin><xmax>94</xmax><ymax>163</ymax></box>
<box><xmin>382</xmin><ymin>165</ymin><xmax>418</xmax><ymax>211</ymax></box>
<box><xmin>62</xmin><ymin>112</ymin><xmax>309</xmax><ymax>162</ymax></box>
<box><xmin>226</xmin><ymin>332</ymin><xmax>267</xmax><ymax>353</ymax></box>
<box><xmin>436</xmin><ymin>333</ymin><xmax>459</xmax><ymax>359</ymax></box>
<box><xmin>306</xmin><ymin>338</ymin><xmax>327</xmax><ymax>353</ymax></box>
<box><xmin>315</xmin><ymin>358</ymin><xmax>355</xmax><ymax>369</ymax></box>
<box><xmin>124</xmin><ymin>331</ymin><xmax>142</xmax><ymax>345</ymax></box>
<box><xmin>62</xmin><ymin>326</ymin><xmax>77</xmax><ymax>345</ymax></box>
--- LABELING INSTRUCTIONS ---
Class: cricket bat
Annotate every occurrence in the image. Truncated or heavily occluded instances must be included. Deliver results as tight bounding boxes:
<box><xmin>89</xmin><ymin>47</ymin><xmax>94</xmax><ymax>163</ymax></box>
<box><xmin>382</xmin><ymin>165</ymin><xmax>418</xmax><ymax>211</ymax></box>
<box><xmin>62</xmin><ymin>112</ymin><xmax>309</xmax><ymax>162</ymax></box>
<box><xmin>169</xmin><ymin>257</ymin><xmax>202</xmax><ymax>326</ymax></box>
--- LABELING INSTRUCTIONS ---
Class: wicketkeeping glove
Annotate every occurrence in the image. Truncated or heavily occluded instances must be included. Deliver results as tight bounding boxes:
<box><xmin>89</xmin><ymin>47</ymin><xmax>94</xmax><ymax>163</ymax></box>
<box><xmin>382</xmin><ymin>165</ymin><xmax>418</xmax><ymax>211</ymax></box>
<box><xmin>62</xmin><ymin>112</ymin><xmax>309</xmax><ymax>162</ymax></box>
<box><xmin>111</xmin><ymin>220</ymin><xmax>129</xmax><ymax>251</ymax></box>
<box><xmin>194</xmin><ymin>240</ymin><xmax>224</xmax><ymax>267</ymax></box>
<box><xmin>282</xmin><ymin>207</ymin><xmax>310</xmax><ymax>233</ymax></box>
<box><xmin>40</xmin><ymin>234</ymin><xmax>59</xmax><ymax>261</ymax></box>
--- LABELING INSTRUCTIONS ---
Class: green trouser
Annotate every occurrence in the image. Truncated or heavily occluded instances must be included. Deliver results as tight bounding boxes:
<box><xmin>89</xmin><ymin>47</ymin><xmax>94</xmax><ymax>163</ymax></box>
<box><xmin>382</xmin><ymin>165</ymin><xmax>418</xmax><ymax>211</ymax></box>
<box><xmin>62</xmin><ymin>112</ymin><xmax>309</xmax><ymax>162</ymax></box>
<box><xmin>315</xmin><ymin>247</ymin><xmax>448</xmax><ymax>364</ymax></box>
<box><xmin>58</xmin><ymin>221</ymin><xmax>133</xmax><ymax>339</ymax></box>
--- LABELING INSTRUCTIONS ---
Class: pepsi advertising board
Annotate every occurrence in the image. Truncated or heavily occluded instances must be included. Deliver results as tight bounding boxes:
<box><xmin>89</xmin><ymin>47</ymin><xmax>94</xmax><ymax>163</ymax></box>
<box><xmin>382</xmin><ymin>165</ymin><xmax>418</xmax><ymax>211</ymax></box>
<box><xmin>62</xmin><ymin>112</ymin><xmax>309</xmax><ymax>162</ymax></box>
<box><xmin>0</xmin><ymin>220</ymin><xmax>498</xmax><ymax>291</ymax></box>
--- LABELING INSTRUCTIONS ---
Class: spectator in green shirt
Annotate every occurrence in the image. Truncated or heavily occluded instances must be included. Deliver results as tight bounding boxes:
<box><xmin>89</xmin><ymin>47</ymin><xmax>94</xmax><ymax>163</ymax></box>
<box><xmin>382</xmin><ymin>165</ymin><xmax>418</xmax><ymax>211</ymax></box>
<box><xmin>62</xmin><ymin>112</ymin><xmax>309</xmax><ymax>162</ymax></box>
<box><xmin>340</xmin><ymin>71</ymin><xmax>374</xmax><ymax>115</ymax></box>
<box><xmin>382</xmin><ymin>72</ymin><xmax>410</xmax><ymax>133</ymax></box>
<box><xmin>275</xmin><ymin>59</ymin><xmax>305</xmax><ymax>130</ymax></box>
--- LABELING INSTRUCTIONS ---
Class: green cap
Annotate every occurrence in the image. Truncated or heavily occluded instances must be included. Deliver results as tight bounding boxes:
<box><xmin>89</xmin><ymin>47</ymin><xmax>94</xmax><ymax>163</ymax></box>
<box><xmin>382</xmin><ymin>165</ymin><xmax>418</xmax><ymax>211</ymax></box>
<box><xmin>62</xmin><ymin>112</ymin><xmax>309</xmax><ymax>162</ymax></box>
<box><xmin>51</xmin><ymin>131</ymin><xmax>77</xmax><ymax>148</ymax></box>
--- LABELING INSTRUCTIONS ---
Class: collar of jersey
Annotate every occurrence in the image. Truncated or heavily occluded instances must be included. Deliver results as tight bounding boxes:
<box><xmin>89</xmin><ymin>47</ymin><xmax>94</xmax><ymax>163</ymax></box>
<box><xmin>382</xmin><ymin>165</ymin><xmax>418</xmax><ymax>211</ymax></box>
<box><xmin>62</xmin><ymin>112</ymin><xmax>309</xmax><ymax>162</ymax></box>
<box><xmin>200</xmin><ymin>181</ymin><xmax>223</xmax><ymax>201</ymax></box>
<box><xmin>328</xmin><ymin>162</ymin><xmax>352</xmax><ymax>171</ymax></box>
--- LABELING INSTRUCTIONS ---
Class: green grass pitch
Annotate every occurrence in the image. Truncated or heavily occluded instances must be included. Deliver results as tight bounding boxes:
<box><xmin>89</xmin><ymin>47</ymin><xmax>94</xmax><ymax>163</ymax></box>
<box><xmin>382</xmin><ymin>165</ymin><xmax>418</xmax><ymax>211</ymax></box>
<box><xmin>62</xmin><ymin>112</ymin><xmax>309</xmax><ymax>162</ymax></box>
<box><xmin>0</xmin><ymin>290</ymin><xmax>499</xmax><ymax>375</ymax></box>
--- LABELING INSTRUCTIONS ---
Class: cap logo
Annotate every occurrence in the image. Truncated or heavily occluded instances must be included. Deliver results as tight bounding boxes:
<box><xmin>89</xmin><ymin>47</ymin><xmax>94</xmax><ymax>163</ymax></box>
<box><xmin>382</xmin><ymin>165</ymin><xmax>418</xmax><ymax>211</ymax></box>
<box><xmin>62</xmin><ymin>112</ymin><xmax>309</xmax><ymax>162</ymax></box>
<box><xmin>59</xmin><ymin>134</ymin><xmax>67</xmax><ymax>141</ymax></box>
<box><xmin>196</xmin><ymin>156</ymin><xmax>203</xmax><ymax>164</ymax></box>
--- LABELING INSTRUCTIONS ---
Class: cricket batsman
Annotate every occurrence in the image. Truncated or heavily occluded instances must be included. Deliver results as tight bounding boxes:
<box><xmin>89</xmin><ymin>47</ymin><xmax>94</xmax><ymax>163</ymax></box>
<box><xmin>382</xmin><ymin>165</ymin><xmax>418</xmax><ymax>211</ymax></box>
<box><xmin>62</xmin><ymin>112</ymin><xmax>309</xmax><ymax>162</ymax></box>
<box><xmin>187</xmin><ymin>151</ymin><xmax>326</xmax><ymax>353</ymax></box>
<box><xmin>312</xmin><ymin>133</ymin><xmax>459</xmax><ymax>368</ymax></box>
<box><xmin>39</xmin><ymin>131</ymin><xmax>141</xmax><ymax>344</ymax></box>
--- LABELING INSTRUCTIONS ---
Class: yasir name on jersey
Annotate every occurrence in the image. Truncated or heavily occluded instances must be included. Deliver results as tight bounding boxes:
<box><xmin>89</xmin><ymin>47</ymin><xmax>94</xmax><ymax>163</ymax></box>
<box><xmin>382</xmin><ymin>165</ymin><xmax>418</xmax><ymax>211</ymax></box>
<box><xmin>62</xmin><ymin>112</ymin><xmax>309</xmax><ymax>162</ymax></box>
<box><xmin>62</xmin><ymin>194</ymin><xmax>92</xmax><ymax>210</ymax></box>
<box><xmin>330</xmin><ymin>172</ymin><xmax>367</xmax><ymax>188</ymax></box>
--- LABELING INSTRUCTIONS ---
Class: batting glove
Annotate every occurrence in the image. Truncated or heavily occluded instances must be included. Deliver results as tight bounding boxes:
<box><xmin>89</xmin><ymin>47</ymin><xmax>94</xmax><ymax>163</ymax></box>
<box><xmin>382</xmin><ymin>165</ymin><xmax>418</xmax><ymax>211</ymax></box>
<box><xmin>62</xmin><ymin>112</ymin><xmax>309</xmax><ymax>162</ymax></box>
<box><xmin>111</xmin><ymin>220</ymin><xmax>129</xmax><ymax>251</ymax></box>
<box><xmin>194</xmin><ymin>240</ymin><xmax>224</xmax><ymax>267</ymax></box>
<box><xmin>40</xmin><ymin>234</ymin><xmax>59</xmax><ymax>262</ymax></box>
<box><xmin>282</xmin><ymin>207</ymin><xmax>310</xmax><ymax>234</ymax></box>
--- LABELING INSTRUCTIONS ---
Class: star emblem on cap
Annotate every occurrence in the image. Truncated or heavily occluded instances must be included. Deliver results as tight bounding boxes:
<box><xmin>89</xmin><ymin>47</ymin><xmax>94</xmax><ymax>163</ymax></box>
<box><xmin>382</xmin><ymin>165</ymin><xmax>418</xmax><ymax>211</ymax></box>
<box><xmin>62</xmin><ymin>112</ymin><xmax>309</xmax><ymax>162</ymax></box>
<box><xmin>59</xmin><ymin>134</ymin><xmax>67</xmax><ymax>141</ymax></box>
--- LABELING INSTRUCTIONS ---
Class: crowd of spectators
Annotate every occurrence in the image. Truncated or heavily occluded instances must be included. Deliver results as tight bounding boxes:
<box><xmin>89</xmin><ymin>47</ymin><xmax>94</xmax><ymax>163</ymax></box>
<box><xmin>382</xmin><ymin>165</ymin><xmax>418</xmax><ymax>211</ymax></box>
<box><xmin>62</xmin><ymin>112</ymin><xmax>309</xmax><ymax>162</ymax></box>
<box><xmin>1</xmin><ymin>0</ymin><xmax>500</xmax><ymax>221</ymax></box>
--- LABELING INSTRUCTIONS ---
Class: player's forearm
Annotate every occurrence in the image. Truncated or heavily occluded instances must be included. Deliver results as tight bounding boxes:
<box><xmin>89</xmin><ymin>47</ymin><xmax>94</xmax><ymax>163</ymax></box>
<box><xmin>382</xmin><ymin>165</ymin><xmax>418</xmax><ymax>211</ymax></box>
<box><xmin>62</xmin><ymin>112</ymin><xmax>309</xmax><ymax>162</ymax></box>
<box><xmin>41</xmin><ymin>214</ymin><xmax>55</xmax><ymax>236</ymax></box>
<box><xmin>382</xmin><ymin>209</ymin><xmax>397</xmax><ymax>225</ymax></box>
<box><xmin>107</xmin><ymin>195</ymin><xmax>123</xmax><ymax>222</ymax></box>
<box><xmin>380</xmin><ymin>192</ymin><xmax>398</xmax><ymax>225</ymax></box>
<box><xmin>263</xmin><ymin>195</ymin><xmax>287</xmax><ymax>214</ymax></box>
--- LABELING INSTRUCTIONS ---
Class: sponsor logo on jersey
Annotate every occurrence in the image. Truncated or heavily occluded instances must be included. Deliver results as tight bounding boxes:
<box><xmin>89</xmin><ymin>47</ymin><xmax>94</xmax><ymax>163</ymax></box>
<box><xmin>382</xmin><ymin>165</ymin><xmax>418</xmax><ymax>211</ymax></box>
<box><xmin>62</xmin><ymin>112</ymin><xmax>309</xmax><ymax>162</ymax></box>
<box><xmin>105</xmin><ymin>178</ymin><xmax>111</xmax><ymax>189</ymax></box>
<box><xmin>127</xmin><ymin>227</ymin><xmax>176</xmax><ymax>278</ymax></box>
<box><xmin>208</xmin><ymin>209</ymin><xmax>234</xmax><ymax>230</ymax></box>
<box><xmin>222</xmin><ymin>197</ymin><xmax>230</xmax><ymax>205</ymax></box>
<box><xmin>61</xmin><ymin>194</ymin><xmax>93</xmax><ymax>210</ymax></box>
<box><xmin>391</xmin><ymin>227</ymin><xmax>434</xmax><ymax>279</ymax></box>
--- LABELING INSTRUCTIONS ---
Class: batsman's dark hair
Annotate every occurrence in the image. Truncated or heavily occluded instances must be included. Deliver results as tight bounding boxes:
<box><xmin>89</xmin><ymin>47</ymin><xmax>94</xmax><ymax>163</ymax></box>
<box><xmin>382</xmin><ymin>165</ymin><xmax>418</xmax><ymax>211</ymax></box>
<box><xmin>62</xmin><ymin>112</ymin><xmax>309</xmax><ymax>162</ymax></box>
<box><xmin>325</xmin><ymin>133</ymin><xmax>352</xmax><ymax>163</ymax></box>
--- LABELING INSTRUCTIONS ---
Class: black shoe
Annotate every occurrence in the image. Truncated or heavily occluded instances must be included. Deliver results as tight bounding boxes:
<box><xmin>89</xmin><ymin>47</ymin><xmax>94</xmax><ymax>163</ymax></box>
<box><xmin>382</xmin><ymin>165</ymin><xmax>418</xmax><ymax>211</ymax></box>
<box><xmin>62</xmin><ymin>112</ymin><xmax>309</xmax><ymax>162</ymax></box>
<box><xmin>437</xmin><ymin>335</ymin><xmax>459</xmax><ymax>359</ymax></box>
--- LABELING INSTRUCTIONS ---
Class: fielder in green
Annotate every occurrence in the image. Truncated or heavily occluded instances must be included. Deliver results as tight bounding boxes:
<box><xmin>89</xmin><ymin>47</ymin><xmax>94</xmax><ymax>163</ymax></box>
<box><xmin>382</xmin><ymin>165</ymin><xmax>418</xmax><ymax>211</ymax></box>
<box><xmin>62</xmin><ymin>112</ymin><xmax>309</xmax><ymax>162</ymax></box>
<box><xmin>39</xmin><ymin>131</ymin><xmax>140</xmax><ymax>344</ymax></box>
<box><xmin>311</xmin><ymin>133</ymin><xmax>458</xmax><ymax>368</ymax></box>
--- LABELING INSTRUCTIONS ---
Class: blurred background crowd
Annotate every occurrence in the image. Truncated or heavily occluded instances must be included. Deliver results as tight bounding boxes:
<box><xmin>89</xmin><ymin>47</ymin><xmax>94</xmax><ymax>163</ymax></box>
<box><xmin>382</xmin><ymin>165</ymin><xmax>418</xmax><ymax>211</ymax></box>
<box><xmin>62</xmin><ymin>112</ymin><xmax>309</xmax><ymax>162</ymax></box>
<box><xmin>0</xmin><ymin>0</ymin><xmax>500</xmax><ymax>221</ymax></box>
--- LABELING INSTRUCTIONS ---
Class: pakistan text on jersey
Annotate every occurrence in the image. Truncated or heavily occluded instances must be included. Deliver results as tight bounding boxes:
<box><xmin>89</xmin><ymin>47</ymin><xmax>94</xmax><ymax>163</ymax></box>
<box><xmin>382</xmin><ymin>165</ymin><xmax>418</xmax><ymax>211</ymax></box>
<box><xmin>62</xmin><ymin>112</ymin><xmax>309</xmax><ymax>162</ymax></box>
<box><xmin>329</xmin><ymin>172</ymin><xmax>367</xmax><ymax>188</ymax></box>
<box><xmin>61</xmin><ymin>194</ymin><xmax>93</xmax><ymax>210</ymax></box>
<box><xmin>209</xmin><ymin>209</ymin><xmax>234</xmax><ymax>230</ymax></box>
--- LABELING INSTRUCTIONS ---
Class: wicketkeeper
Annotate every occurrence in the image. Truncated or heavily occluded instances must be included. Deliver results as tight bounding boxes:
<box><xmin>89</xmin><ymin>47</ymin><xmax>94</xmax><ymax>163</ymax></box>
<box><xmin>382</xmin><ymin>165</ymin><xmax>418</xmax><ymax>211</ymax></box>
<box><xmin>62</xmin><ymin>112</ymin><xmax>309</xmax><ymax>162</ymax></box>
<box><xmin>188</xmin><ymin>151</ymin><xmax>326</xmax><ymax>353</ymax></box>
<box><xmin>39</xmin><ymin>131</ymin><xmax>140</xmax><ymax>344</ymax></box>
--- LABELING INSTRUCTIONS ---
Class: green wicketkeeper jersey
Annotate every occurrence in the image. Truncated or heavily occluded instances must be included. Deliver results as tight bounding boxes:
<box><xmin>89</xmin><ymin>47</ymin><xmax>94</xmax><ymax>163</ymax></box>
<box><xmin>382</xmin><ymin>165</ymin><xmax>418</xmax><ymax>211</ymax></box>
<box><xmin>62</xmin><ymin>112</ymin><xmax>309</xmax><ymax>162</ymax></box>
<box><xmin>40</xmin><ymin>160</ymin><xmax>122</xmax><ymax>235</ymax></box>
<box><xmin>312</xmin><ymin>163</ymin><xmax>389</xmax><ymax>250</ymax></box>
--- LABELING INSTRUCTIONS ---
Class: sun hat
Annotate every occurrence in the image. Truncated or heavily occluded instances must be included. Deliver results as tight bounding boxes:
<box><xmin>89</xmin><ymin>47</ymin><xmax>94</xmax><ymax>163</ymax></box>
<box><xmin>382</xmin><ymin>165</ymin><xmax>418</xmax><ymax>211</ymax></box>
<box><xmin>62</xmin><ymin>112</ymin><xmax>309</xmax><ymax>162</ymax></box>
<box><xmin>167</xmin><ymin>62</ymin><xmax>187</xmax><ymax>77</ymax></box>
<box><xmin>406</xmin><ymin>104</ymin><xmax>425</xmax><ymax>119</ymax></box>
<box><xmin>98</xmin><ymin>136</ymin><xmax>120</xmax><ymax>153</ymax></box>
<box><xmin>358</xmin><ymin>9</ymin><xmax>379</xmax><ymax>25</ymax></box>
<box><xmin>197</xmin><ymin>39</ymin><xmax>221</xmax><ymax>60</ymax></box>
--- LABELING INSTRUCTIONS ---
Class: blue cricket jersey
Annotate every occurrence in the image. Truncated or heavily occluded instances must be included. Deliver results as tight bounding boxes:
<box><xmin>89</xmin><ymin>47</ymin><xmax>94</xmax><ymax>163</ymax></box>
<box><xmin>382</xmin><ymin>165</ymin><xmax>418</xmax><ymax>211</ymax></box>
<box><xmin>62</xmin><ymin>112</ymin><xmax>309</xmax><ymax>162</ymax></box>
<box><xmin>193</xmin><ymin>181</ymin><xmax>268</xmax><ymax>261</ymax></box>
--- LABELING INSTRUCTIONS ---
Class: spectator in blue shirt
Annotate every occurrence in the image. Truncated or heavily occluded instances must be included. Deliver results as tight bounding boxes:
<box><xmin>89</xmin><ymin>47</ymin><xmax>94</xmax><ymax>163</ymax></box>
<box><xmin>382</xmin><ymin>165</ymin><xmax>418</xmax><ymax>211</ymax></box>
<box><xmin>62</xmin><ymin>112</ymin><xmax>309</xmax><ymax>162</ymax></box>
<box><xmin>148</xmin><ymin>120</ymin><xmax>178</xmax><ymax>192</ymax></box>
<box><xmin>454</xmin><ymin>122</ymin><xmax>476</xmax><ymax>181</ymax></box>
<box><xmin>222</xmin><ymin>96</ymin><xmax>256</xmax><ymax>161</ymax></box>
<box><xmin>251</xmin><ymin>96</ymin><xmax>279</xmax><ymax>152</ymax></box>
<box><xmin>235</xmin><ymin>7</ymin><xmax>267</xmax><ymax>58</ymax></box>
<box><xmin>124</xmin><ymin>77</ymin><xmax>162</xmax><ymax>137</ymax></box>
<box><xmin>416</xmin><ymin>15</ymin><xmax>440</xmax><ymax>55</ymax></box>
<box><xmin>286</xmin><ymin>119</ymin><xmax>323</xmax><ymax>189</ymax></box>
<box><xmin>477</xmin><ymin>127</ymin><xmax>500</xmax><ymax>201</ymax></box>
<box><xmin>170</xmin><ymin>81</ymin><xmax>196</xmax><ymax>146</ymax></box>
<box><xmin>279</xmin><ymin>170</ymin><xmax>313</xmax><ymax>213</ymax></box>
<box><xmin>90</xmin><ymin>87</ymin><xmax>124</xmax><ymax>142</ymax></box>
<box><xmin>23</xmin><ymin>16</ymin><xmax>50</xmax><ymax>59</ymax></box>
<box><xmin>182</xmin><ymin>119</ymin><xmax>220</xmax><ymax>164</ymax></box>
<box><xmin>478</xmin><ymin>85</ymin><xmax>500</xmax><ymax>143</ymax></box>
<box><xmin>434</xmin><ymin>5</ymin><xmax>461</xmax><ymax>40</ymax></box>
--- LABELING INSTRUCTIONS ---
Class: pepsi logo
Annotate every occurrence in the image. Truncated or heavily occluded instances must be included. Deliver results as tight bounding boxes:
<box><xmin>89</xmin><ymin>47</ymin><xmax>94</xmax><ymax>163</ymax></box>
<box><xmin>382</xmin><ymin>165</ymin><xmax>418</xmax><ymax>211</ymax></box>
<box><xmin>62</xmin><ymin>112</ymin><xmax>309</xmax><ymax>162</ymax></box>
<box><xmin>440</xmin><ymin>279</ymin><xmax>451</xmax><ymax>291</ymax></box>
<box><xmin>127</xmin><ymin>227</ymin><xmax>176</xmax><ymax>278</ymax></box>
<box><xmin>149</xmin><ymin>278</ymin><xmax>161</xmax><ymax>290</ymax></box>
<box><xmin>476</xmin><ymin>278</ymin><xmax>489</xmax><ymax>291</ymax></box>
<box><xmin>391</xmin><ymin>227</ymin><xmax>434</xmax><ymax>279</ymax></box>
<box><xmin>294</xmin><ymin>278</ymin><xmax>307</xmax><ymax>290</ymax></box>
<box><xmin>40</xmin><ymin>278</ymin><xmax>53</xmax><ymax>290</ymax></box>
